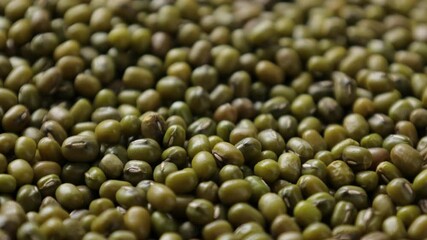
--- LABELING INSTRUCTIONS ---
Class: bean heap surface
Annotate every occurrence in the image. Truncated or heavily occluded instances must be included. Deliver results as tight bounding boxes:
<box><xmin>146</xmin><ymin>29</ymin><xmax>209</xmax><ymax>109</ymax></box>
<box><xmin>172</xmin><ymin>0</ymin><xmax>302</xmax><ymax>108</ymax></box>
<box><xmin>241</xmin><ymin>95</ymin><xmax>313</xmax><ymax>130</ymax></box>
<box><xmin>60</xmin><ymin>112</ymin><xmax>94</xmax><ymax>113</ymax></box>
<box><xmin>1</xmin><ymin>0</ymin><xmax>427</xmax><ymax>239</ymax></box>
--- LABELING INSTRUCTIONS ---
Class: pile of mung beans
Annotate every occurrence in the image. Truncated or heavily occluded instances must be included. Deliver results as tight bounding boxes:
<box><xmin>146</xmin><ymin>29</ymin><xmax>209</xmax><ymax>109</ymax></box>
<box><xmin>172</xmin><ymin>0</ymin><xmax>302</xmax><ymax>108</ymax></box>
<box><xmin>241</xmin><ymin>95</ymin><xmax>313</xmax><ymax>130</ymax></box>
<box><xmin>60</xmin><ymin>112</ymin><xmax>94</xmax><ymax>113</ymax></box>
<box><xmin>1</xmin><ymin>0</ymin><xmax>427</xmax><ymax>239</ymax></box>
